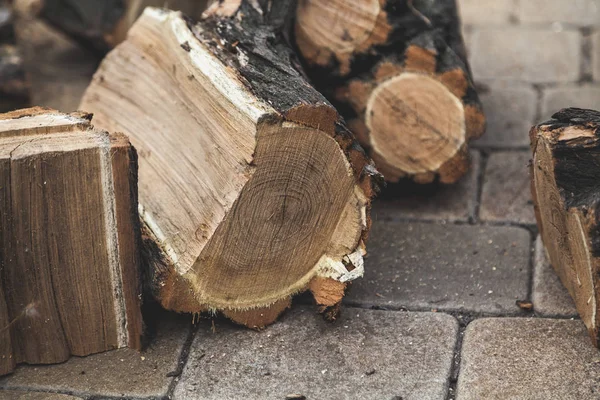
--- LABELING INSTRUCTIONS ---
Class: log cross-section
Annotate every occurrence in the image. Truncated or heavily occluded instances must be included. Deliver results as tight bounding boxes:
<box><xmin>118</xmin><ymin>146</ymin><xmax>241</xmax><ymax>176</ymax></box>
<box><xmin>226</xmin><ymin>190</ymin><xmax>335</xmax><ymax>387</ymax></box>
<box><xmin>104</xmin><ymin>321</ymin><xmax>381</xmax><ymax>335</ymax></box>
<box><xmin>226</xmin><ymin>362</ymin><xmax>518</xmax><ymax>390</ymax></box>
<box><xmin>295</xmin><ymin>0</ymin><xmax>485</xmax><ymax>183</ymax></box>
<box><xmin>0</xmin><ymin>107</ymin><xmax>143</xmax><ymax>376</ymax></box>
<box><xmin>531</xmin><ymin>107</ymin><xmax>600</xmax><ymax>347</ymax></box>
<box><xmin>80</xmin><ymin>4</ymin><xmax>380</xmax><ymax>328</ymax></box>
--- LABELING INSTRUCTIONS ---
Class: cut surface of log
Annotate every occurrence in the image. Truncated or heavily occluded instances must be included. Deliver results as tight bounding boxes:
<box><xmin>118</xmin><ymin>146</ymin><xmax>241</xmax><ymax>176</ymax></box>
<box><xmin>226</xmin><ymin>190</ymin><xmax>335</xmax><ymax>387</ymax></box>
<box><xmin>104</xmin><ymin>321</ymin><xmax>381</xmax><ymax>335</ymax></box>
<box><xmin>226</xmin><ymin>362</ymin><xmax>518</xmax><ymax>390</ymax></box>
<box><xmin>530</xmin><ymin>107</ymin><xmax>600</xmax><ymax>347</ymax></box>
<box><xmin>295</xmin><ymin>0</ymin><xmax>485</xmax><ymax>183</ymax></box>
<box><xmin>81</xmin><ymin>5</ymin><xmax>379</xmax><ymax>328</ymax></box>
<box><xmin>0</xmin><ymin>107</ymin><xmax>143</xmax><ymax>376</ymax></box>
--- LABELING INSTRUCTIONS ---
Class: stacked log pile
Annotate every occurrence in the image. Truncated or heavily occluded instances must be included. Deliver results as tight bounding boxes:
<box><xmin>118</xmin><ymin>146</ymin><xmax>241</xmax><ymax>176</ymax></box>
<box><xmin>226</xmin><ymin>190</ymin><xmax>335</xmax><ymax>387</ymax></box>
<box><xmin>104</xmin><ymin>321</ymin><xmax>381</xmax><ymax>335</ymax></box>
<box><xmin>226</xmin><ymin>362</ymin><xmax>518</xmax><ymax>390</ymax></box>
<box><xmin>295</xmin><ymin>0</ymin><xmax>485</xmax><ymax>183</ymax></box>
<box><xmin>0</xmin><ymin>0</ymin><xmax>495</xmax><ymax>374</ymax></box>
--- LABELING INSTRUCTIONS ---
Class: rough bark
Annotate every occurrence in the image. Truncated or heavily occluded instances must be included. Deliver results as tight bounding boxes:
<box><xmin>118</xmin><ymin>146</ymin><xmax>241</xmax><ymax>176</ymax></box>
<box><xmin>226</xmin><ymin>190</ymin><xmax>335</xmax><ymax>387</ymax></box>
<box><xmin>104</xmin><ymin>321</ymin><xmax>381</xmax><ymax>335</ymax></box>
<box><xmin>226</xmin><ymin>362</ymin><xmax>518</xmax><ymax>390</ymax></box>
<box><xmin>530</xmin><ymin>107</ymin><xmax>600</xmax><ymax>347</ymax></box>
<box><xmin>294</xmin><ymin>0</ymin><xmax>485</xmax><ymax>184</ymax></box>
<box><xmin>0</xmin><ymin>107</ymin><xmax>143</xmax><ymax>376</ymax></box>
<box><xmin>81</xmin><ymin>4</ymin><xmax>380</xmax><ymax>328</ymax></box>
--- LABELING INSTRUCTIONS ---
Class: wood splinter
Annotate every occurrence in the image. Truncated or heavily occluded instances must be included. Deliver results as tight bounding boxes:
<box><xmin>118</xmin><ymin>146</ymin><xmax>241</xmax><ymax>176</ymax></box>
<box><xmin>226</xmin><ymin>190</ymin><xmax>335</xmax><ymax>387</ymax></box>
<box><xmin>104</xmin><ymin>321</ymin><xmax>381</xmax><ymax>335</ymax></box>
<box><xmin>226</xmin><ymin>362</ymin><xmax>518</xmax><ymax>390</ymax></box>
<box><xmin>295</xmin><ymin>0</ymin><xmax>485</xmax><ymax>184</ymax></box>
<box><xmin>530</xmin><ymin>107</ymin><xmax>600</xmax><ymax>347</ymax></box>
<box><xmin>80</xmin><ymin>3</ymin><xmax>380</xmax><ymax>329</ymax></box>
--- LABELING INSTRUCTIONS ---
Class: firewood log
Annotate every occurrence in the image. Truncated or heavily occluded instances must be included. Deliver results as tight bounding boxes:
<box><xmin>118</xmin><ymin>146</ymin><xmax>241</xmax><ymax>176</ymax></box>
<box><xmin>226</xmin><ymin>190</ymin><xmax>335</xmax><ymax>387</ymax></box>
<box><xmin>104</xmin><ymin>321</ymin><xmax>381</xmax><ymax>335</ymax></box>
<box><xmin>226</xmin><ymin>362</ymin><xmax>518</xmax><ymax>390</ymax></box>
<box><xmin>530</xmin><ymin>107</ymin><xmax>600</xmax><ymax>347</ymax></box>
<box><xmin>294</xmin><ymin>0</ymin><xmax>485</xmax><ymax>183</ymax></box>
<box><xmin>80</xmin><ymin>4</ymin><xmax>380</xmax><ymax>328</ymax></box>
<box><xmin>0</xmin><ymin>107</ymin><xmax>143</xmax><ymax>376</ymax></box>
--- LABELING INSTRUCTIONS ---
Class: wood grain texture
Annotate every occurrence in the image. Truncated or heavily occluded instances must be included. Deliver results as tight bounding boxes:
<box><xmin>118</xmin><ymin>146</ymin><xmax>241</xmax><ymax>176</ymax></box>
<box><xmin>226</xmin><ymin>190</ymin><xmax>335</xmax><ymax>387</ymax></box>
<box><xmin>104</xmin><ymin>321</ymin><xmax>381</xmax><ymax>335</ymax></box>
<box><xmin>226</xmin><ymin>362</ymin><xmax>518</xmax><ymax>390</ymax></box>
<box><xmin>295</xmin><ymin>0</ymin><xmax>485</xmax><ymax>184</ymax></box>
<box><xmin>530</xmin><ymin>107</ymin><xmax>600</xmax><ymax>347</ymax></box>
<box><xmin>110</xmin><ymin>133</ymin><xmax>144</xmax><ymax>350</ymax></box>
<box><xmin>0</xmin><ymin>155</ymin><xmax>15</xmax><ymax>376</ymax></box>
<box><xmin>81</xmin><ymin>6</ymin><xmax>380</xmax><ymax>327</ymax></box>
<box><xmin>0</xmin><ymin>108</ymin><xmax>142</xmax><ymax>375</ymax></box>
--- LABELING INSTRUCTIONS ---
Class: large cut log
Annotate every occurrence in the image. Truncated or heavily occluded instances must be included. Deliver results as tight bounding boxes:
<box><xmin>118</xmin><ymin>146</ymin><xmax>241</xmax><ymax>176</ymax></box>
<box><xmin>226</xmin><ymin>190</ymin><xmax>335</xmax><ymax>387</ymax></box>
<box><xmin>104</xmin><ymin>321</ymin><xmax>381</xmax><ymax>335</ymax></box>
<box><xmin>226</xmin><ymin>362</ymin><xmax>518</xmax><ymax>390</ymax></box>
<box><xmin>530</xmin><ymin>107</ymin><xmax>600</xmax><ymax>347</ymax></box>
<box><xmin>295</xmin><ymin>0</ymin><xmax>485</xmax><ymax>183</ymax></box>
<box><xmin>0</xmin><ymin>107</ymin><xmax>143</xmax><ymax>376</ymax></box>
<box><xmin>80</xmin><ymin>5</ymin><xmax>379</xmax><ymax>328</ymax></box>
<box><xmin>14</xmin><ymin>0</ymin><xmax>208</xmax><ymax>51</ymax></box>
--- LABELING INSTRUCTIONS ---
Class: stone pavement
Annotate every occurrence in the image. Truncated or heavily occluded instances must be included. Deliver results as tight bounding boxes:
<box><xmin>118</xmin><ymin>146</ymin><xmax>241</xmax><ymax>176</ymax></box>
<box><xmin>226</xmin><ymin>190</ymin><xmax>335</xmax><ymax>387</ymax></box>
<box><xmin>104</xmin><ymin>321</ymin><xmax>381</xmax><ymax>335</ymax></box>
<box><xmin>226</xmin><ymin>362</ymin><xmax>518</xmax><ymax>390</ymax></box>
<box><xmin>1</xmin><ymin>1</ymin><xmax>600</xmax><ymax>399</ymax></box>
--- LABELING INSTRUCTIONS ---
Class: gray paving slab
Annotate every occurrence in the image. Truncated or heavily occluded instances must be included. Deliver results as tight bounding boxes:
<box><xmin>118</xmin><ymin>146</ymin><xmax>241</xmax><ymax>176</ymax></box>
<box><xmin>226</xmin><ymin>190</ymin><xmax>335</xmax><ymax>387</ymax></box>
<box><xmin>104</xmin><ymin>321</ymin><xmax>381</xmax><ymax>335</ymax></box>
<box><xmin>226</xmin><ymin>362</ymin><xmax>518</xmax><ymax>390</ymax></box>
<box><xmin>479</xmin><ymin>151</ymin><xmax>536</xmax><ymax>225</ymax></box>
<box><xmin>457</xmin><ymin>318</ymin><xmax>600</xmax><ymax>400</ymax></box>
<box><xmin>472</xmin><ymin>82</ymin><xmax>537</xmax><ymax>148</ymax></box>
<box><xmin>458</xmin><ymin>0</ymin><xmax>516</xmax><ymax>25</ymax></box>
<box><xmin>345</xmin><ymin>220</ymin><xmax>531</xmax><ymax>314</ymax></box>
<box><xmin>532</xmin><ymin>236</ymin><xmax>578</xmax><ymax>317</ymax></box>
<box><xmin>540</xmin><ymin>85</ymin><xmax>600</xmax><ymax>121</ymax></box>
<box><xmin>593</xmin><ymin>31</ymin><xmax>600</xmax><ymax>81</ymax></box>
<box><xmin>516</xmin><ymin>0</ymin><xmax>600</xmax><ymax>26</ymax></box>
<box><xmin>0</xmin><ymin>311</ymin><xmax>191</xmax><ymax>398</ymax></box>
<box><xmin>372</xmin><ymin>151</ymin><xmax>479</xmax><ymax>222</ymax></box>
<box><xmin>174</xmin><ymin>308</ymin><xmax>458</xmax><ymax>400</ymax></box>
<box><xmin>470</xmin><ymin>28</ymin><xmax>581</xmax><ymax>83</ymax></box>
<box><xmin>0</xmin><ymin>392</ymin><xmax>80</xmax><ymax>400</ymax></box>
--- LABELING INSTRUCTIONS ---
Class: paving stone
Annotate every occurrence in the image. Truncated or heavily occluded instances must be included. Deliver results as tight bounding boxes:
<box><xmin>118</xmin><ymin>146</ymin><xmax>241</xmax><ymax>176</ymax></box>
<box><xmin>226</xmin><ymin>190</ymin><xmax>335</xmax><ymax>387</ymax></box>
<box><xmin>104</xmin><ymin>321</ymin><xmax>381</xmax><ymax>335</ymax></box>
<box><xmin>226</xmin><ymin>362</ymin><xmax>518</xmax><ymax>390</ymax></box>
<box><xmin>373</xmin><ymin>151</ymin><xmax>479</xmax><ymax>222</ymax></box>
<box><xmin>540</xmin><ymin>85</ymin><xmax>600</xmax><ymax>121</ymax></box>
<box><xmin>0</xmin><ymin>311</ymin><xmax>190</xmax><ymax>398</ymax></box>
<box><xmin>594</xmin><ymin>32</ymin><xmax>600</xmax><ymax>81</ymax></box>
<box><xmin>457</xmin><ymin>318</ymin><xmax>600</xmax><ymax>400</ymax></box>
<box><xmin>174</xmin><ymin>308</ymin><xmax>458</xmax><ymax>400</ymax></box>
<box><xmin>0</xmin><ymin>392</ymin><xmax>80</xmax><ymax>400</ymax></box>
<box><xmin>532</xmin><ymin>236</ymin><xmax>578</xmax><ymax>317</ymax></box>
<box><xmin>344</xmin><ymin>221</ymin><xmax>531</xmax><ymax>314</ymax></box>
<box><xmin>458</xmin><ymin>0</ymin><xmax>517</xmax><ymax>25</ymax></box>
<box><xmin>517</xmin><ymin>0</ymin><xmax>600</xmax><ymax>26</ymax></box>
<box><xmin>479</xmin><ymin>151</ymin><xmax>536</xmax><ymax>225</ymax></box>
<box><xmin>470</xmin><ymin>28</ymin><xmax>581</xmax><ymax>83</ymax></box>
<box><xmin>472</xmin><ymin>82</ymin><xmax>537</xmax><ymax>148</ymax></box>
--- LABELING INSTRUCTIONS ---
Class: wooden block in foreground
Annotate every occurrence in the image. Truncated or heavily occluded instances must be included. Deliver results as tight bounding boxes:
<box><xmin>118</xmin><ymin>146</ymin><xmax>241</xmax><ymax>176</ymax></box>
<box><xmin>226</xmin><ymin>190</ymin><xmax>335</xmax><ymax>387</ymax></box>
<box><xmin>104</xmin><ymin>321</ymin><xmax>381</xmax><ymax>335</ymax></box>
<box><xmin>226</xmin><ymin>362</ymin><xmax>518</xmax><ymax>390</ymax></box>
<box><xmin>0</xmin><ymin>107</ymin><xmax>143</xmax><ymax>376</ymax></box>
<box><xmin>81</xmin><ymin>4</ymin><xmax>380</xmax><ymax>329</ymax></box>
<box><xmin>531</xmin><ymin>108</ymin><xmax>600</xmax><ymax>347</ymax></box>
<box><xmin>295</xmin><ymin>0</ymin><xmax>485</xmax><ymax>184</ymax></box>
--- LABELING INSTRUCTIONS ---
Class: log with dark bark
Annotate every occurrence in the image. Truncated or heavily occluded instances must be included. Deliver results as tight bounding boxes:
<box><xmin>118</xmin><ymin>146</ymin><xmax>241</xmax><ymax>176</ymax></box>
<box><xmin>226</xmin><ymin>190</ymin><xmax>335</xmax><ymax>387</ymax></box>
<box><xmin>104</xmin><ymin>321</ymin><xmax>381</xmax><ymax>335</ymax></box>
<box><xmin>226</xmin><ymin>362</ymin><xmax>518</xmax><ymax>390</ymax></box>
<box><xmin>530</xmin><ymin>107</ymin><xmax>600</xmax><ymax>347</ymax></box>
<box><xmin>80</xmin><ymin>4</ymin><xmax>380</xmax><ymax>329</ymax></box>
<box><xmin>14</xmin><ymin>0</ymin><xmax>208</xmax><ymax>52</ymax></box>
<box><xmin>0</xmin><ymin>1</ymin><xmax>29</xmax><ymax>111</ymax></box>
<box><xmin>294</xmin><ymin>0</ymin><xmax>485</xmax><ymax>184</ymax></box>
<box><xmin>0</xmin><ymin>107</ymin><xmax>143</xmax><ymax>376</ymax></box>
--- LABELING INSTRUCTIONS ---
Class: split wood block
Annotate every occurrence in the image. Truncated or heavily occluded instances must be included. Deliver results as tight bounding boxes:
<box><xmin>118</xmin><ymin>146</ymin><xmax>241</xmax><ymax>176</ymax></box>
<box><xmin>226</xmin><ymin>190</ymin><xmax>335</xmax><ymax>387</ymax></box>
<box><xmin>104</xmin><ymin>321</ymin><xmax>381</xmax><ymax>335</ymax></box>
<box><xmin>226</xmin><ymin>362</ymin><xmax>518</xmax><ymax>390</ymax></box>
<box><xmin>14</xmin><ymin>0</ymin><xmax>209</xmax><ymax>51</ymax></box>
<box><xmin>80</xmin><ymin>4</ymin><xmax>380</xmax><ymax>329</ymax></box>
<box><xmin>0</xmin><ymin>107</ymin><xmax>143</xmax><ymax>376</ymax></box>
<box><xmin>531</xmin><ymin>107</ymin><xmax>600</xmax><ymax>347</ymax></box>
<box><xmin>295</xmin><ymin>0</ymin><xmax>485</xmax><ymax>184</ymax></box>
